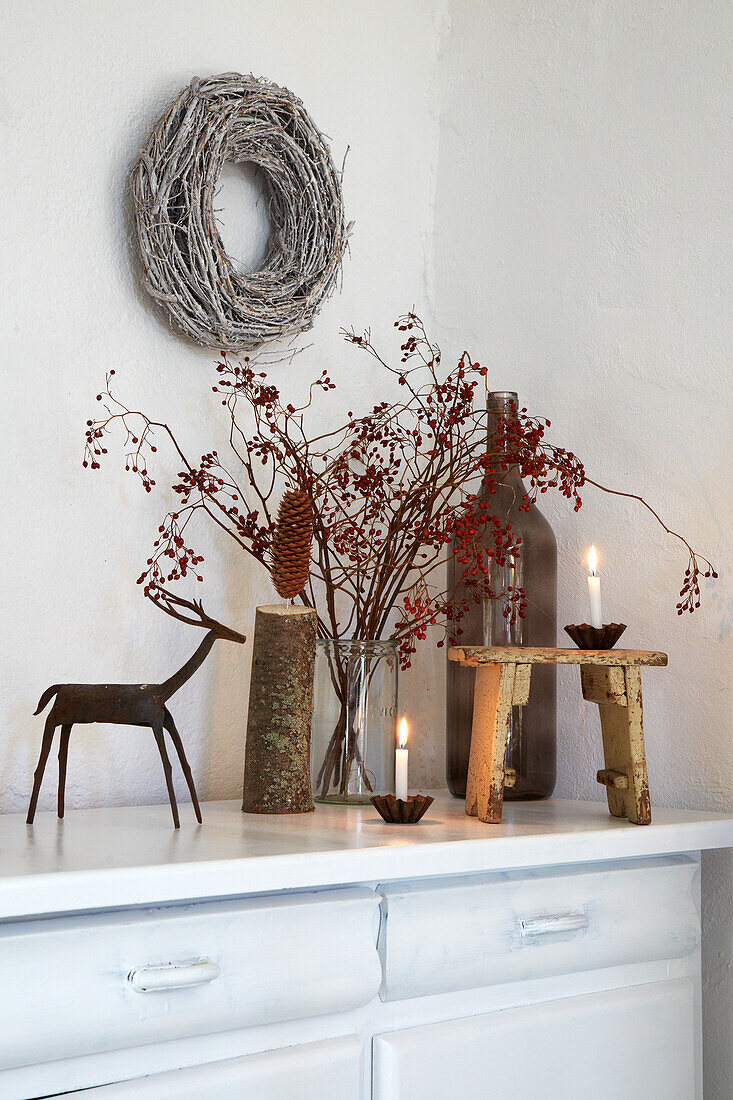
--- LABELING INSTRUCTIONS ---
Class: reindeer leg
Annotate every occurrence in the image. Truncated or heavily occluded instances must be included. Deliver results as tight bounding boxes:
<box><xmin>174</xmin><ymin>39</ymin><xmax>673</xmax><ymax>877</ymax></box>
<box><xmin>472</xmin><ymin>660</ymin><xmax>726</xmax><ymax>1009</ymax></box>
<box><xmin>27</xmin><ymin>716</ymin><xmax>57</xmax><ymax>824</ymax></box>
<box><xmin>57</xmin><ymin>724</ymin><xmax>72</xmax><ymax>819</ymax></box>
<box><xmin>152</xmin><ymin>722</ymin><xmax>179</xmax><ymax>828</ymax></box>
<box><xmin>163</xmin><ymin>708</ymin><xmax>202</xmax><ymax>824</ymax></box>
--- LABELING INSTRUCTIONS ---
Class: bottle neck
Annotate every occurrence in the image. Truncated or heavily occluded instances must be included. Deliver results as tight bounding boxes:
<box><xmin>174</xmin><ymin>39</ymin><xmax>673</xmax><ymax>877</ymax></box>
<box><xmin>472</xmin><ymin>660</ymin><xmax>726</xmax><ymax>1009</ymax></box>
<box><xmin>487</xmin><ymin>390</ymin><xmax>521</xmax><ymax>477</ymax></box>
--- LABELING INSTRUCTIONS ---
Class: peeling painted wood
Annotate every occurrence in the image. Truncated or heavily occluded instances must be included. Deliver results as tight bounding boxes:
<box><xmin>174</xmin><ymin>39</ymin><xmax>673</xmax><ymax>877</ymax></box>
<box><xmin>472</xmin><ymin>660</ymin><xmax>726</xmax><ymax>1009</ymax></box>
<box><xmin>581</xmin><ymin>665</ymin><xmax>627</xmax><ymax>705</ymax></box>
<box><xmin>596</xmin><ymin>666</ymin><xmax>651</xmax><ymax>825</ymax></box>
<box><xmin>512</xmin><ymin>664</ymin><xmax>532</xmax><ymax>706</ymax></box>
<box><xmin>458</xmin><ymin>646</ymin><xmax>661</xmax><ymax>827</ymax></box>
<box><xmin>449</xmin><ymin>646</ymin><xmax>667</xmax><ymax>667</ymax></box>
<box><xmin>465</xmin><ymin>663</ymin><xmax>514</xmax><ymax>824</ymax></box>
<box><xmin>597</xmin><ymin>769</ymin><xmax>630</xmax><ymax>790</ymax></box>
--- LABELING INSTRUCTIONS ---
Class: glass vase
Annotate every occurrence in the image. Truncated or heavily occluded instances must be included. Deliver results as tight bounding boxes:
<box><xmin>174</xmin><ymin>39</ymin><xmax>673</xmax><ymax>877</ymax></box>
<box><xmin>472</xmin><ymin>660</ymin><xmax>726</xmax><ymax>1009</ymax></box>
<box><xmin>446</xmin><ymin>391</ymin><xmax>557</xmax><ymax>800</ymax></box>
<box><xmin>311</xmin><ymin>639</ymin><xmax>398</xmax><ymax>804</ymax></box>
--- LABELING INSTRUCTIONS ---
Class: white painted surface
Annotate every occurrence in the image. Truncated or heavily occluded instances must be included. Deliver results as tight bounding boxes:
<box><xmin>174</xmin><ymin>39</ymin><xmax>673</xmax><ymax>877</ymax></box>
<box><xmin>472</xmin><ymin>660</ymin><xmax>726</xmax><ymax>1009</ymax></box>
<box><xmin>2</xmin><ymin>0</ymin><xmax>725</xmax><ymax>866</ymax></box>
<box><xmin>430</xmin><ymin>3</ymin><xmax>731</xmax><ymax>1089</ymax></box>
<box><xmin>2</xmin><ymin>794</ymin><xmax>733</xmax><ymax>921</ymax></box>
<box><xmin>0</xmin><ymin>888</ymin><xmax>380</xmax><ymax>1070</ymax></box>
<box><xmin>1</xmin><ymin>0</ymin><xmax>730</xmax><ymax>1088</ymax></box>
<box><xmin>373</xmin><ymin>979</ymin><xmax>697</xmax><ymax>1099</ymax></box>
<box><xmin>127</xmin><ymin>958</ymin><xmax>221</xmax><ymax>993</ymax></box>
<box><xmin>59</xmin><ymin>1035</ymin><xmax>364</xmax><ymax>1098</ymax></box>
<box><xmin>378</xmin><ymin>856</ymin><xmax>699</xmax><ymax>1001</ymax></box>
<box><xmin>0</xmin><ymin>807</ymin><xmax>713</xmax><ymax>1098</ymax></box>
<box><xmin>0</xmin><ymin>0</ymin><xmax>448</xmax><ymax>817</ymax></box>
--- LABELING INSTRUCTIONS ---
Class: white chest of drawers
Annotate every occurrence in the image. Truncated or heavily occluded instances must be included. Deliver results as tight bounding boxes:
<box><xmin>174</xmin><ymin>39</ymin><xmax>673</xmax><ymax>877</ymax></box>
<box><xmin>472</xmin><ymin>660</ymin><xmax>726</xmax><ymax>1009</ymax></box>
<box><xmin>1</xmin><ymin>794</ymin><xmax>731</xmax><ymax>1099</ymax></box>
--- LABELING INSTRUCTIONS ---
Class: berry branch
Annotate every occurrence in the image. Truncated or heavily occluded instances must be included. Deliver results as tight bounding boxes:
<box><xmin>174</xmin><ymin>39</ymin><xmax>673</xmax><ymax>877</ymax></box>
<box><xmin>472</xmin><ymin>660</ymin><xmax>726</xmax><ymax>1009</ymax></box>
<box><xmin>84</xmin><ymin>313</ymin><xmax>716</xmax><ymax>666</ymax></box>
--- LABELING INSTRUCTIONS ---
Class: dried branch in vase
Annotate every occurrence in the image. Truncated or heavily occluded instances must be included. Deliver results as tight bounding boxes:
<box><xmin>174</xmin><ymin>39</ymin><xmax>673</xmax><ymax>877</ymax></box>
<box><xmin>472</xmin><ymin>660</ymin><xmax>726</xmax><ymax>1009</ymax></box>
<box><xmin>83</xmin><ymin>313</ymin><xmax>717</xmax><ymax>796</ymax></box>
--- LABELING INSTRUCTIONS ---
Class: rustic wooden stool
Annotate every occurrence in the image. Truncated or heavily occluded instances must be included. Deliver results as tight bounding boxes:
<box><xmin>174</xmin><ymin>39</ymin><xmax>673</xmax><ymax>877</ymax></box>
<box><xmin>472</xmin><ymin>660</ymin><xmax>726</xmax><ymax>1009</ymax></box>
<box><xmin>448</xmin><ymin>646</ymin><xmax>668</xmax><ymax>826</ymax></box>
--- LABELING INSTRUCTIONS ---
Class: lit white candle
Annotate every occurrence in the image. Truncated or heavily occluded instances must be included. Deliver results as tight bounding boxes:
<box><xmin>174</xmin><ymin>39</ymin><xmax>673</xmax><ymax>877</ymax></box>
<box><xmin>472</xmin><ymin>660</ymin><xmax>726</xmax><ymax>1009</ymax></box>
<box><xmin>587</xmin><ymin>545</ymin><xmax>603</xmax><ymax>629</ymax></box>
<box><xmin>395</xmin><ymin>717</ymin><xmax>409</xmax><ymax>801</ymax></box>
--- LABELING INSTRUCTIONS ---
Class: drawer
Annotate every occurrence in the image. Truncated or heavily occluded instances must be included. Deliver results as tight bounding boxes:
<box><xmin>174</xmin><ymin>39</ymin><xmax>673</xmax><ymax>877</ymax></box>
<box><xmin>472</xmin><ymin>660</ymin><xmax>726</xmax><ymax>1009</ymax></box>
<box><xmin>55</xmin><ymin>1035</ymin><xmax>363</xmax><ymax>1098</ymax></box>
<box><xmin>373</xmin><ymin>979</ymin><xmax>696</xmax><ymax>1099</ymax></box>
<box><xmin>0</xmin><ymin>887</ymin><xmax>381</xmax><ymax>1070</ymax></box>
<box><xmin>377</xmin><ymin>856</ymin><xmax>699</xmax><ymax>1001</ymax></box>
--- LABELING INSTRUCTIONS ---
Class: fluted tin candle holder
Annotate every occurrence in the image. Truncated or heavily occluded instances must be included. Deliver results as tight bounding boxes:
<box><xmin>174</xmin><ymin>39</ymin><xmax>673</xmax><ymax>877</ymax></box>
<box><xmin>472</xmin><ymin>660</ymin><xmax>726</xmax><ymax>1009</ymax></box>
<box><xmin>564</xmin><ymin>622</ymin><xmax>627</xmax><ymax>650</ymax></box>
<box><xmin>370</xmin><ymin>793</ymin><xmax>434</xmax><ymax>824</ymax></box>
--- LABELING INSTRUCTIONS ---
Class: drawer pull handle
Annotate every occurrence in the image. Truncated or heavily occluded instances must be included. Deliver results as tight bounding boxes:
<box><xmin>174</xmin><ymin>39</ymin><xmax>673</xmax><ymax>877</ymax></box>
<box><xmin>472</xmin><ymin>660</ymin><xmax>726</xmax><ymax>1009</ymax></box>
<box><xmin>128</xmin><ymin>958</ymin><xmax>220</xmax><ymax>992</ymax></box>
<box><xmin>519</xmin><ymin>912</ymin><xmax>588</xmax><ymax>938</ymax></box>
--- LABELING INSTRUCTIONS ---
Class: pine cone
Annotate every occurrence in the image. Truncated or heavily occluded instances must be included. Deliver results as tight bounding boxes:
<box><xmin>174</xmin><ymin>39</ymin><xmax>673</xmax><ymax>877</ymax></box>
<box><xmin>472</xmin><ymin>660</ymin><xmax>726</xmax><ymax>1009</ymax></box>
<box><xmin>270</xmin><ymin>490</ymin><xmax>314</xmax><ymax>600</ymax></box>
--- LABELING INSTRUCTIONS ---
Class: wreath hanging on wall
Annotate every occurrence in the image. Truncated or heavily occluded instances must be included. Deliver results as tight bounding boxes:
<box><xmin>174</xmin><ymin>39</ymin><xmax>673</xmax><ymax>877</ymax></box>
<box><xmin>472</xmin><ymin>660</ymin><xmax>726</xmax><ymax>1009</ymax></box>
<box><xmin>132</xmin><ymin>73</ymin><xmax>349</xmax><ymax>351</ymax></box>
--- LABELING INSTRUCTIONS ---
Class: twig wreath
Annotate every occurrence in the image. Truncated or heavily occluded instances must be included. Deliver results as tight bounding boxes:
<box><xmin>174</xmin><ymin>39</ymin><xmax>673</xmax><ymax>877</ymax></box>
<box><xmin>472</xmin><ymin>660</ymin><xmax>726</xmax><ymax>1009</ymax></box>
<box><xmin>132</xmin><ymin>73</ymin><xmax>350</xmax><ymax>351</ymax></box>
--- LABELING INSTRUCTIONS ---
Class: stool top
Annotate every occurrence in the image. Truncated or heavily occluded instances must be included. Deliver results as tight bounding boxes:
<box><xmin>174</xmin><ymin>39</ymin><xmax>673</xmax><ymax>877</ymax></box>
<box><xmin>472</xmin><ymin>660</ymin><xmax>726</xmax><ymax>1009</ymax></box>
<box><xmin>448</xmin><ymin>646</ymin><xmax>668</xmax><ymax>667</ymax></box>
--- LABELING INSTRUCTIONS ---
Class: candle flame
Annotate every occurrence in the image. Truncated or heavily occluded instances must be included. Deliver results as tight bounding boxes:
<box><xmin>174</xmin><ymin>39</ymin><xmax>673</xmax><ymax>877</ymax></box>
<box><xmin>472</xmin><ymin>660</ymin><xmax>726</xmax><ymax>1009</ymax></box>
<box><xmin>587</xmin><ymin>545</ymin><xmax>598</xmax><ymax>576</ymax></box>
<box><xmin>398</xmin><ymin>717</ymin><xmax>408</xmax><ymax>749</ymax></box>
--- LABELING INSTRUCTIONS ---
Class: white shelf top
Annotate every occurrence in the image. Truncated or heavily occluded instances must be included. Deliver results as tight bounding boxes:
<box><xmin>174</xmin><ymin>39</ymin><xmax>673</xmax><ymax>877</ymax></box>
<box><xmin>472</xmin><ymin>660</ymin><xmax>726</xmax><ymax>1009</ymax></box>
<box><xmin>2</xmin><ymin>793</ymin><xmax>732</xmax><ymax>921</ymax></box>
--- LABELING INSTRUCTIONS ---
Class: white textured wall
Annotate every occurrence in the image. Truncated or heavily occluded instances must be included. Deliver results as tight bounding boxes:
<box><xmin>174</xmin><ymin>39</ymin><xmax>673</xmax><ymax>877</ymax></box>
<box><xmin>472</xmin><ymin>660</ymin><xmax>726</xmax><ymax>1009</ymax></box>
<box><xmin>0</xmin><ymin>0</ymin><xmax>448</xmax><ymax>812</ymax></box>
<box><xmin>2</xmin><ymin>0</ymin><xmax>731</xmax><ymax>1086</ymax></box>
<box><xmin>430</xmin><ymin>1</ymin><xmax>731</xmax><ymax>1092</ymax></box>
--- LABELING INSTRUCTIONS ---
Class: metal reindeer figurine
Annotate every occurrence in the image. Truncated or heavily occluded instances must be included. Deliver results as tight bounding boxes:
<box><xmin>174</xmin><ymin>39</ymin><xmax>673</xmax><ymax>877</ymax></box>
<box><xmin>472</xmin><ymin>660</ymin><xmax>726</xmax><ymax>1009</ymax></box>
<box><xmin>27</xmin><ymin>589</ymin><xmax>245</xmax><ymax>827</ymax></box>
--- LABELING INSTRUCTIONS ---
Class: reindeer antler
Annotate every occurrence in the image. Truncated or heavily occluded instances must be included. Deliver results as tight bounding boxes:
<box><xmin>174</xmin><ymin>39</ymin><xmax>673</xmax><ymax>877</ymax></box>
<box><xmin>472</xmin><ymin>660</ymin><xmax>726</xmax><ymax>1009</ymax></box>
<box><xmin>147</xmin><ymin>584</ymin><xmax>245</xmax><ymax>642</ymax></box>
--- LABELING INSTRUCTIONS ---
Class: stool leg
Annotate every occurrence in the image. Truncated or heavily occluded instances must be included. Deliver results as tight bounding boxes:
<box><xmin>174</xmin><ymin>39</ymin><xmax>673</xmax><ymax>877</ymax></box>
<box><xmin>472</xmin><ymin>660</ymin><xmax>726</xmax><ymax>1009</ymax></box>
<box><xmin>466</xmin><ymin>662</ymin><xmax>516</xmax><ymax>824</ymax></box>
<box><xmin>582</xmin><ymin>664</ymin><xmax>651</xmax><ymax>825</ymax></box>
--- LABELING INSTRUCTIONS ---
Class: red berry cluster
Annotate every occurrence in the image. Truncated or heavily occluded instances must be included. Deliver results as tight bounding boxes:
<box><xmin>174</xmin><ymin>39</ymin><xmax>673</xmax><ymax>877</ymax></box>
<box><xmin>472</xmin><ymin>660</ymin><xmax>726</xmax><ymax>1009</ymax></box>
<box><xmin>84</xmin><ymin>312</ymin><xmax>716</xmax><ymax>670</ymax></box>
<box><xmin>677</xmin><ymin>558</ymin><xmax>718</xmax><ymax>615</ymax></box>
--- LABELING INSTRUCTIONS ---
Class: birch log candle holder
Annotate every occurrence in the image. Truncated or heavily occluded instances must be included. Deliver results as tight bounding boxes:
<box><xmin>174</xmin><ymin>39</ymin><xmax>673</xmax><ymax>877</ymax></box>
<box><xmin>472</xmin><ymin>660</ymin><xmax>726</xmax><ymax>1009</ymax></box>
<box><xmin>242</xmin><ymin>490</ymin><xmax>317</xmax><ymax>814</ymax></box>
<box><xmin>242</xmin><ymin>605</ymin><xmax>317</xmax><ymax>814</ymax></box>
<box><xmin>449</xmin><ymin>645</ymin><xmax>667</xmax><ymax>828</ymax></box>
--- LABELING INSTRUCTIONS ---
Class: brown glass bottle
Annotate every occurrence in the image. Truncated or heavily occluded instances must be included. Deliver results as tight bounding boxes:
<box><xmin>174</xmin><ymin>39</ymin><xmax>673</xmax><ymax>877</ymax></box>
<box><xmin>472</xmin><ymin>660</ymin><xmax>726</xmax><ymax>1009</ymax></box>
<box><xmin>446</xmin><ymin>392</ymin><xmax>557</xmax><ymax>800</ymax></box>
